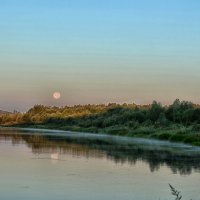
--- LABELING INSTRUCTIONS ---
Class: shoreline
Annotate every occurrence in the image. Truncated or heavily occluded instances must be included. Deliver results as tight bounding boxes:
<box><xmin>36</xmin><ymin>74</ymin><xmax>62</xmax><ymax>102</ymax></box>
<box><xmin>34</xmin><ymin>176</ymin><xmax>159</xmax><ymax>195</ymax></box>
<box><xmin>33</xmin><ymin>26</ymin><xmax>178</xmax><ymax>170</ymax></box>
<box><xmin>2</xmin><ymin>123</ymin><xmax>200</xmax><ymax>147</ymax></box>
<box><xmin>1</xmin><ymin>126</ymin><xmax>200</xmax><ymax>152</ymax></box>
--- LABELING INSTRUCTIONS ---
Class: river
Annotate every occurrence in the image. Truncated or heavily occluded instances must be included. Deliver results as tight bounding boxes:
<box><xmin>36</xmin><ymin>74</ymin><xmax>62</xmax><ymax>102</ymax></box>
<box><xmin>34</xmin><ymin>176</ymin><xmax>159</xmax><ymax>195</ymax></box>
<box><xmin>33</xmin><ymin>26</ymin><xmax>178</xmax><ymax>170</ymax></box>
<box><xmin>0</xmin><ymin>128</ymin><xmax>200</xmax><ymax>200</ymax></box>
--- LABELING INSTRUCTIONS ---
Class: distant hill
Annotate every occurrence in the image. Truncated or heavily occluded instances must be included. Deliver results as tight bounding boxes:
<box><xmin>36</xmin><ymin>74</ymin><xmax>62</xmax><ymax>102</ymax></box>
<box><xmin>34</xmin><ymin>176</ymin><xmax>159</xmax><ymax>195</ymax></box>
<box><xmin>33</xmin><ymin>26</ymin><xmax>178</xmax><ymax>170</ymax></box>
<box><xmin>0</xmin><ymin>110</ymin><xmax>11</xmax><ymax>114</ymax></box>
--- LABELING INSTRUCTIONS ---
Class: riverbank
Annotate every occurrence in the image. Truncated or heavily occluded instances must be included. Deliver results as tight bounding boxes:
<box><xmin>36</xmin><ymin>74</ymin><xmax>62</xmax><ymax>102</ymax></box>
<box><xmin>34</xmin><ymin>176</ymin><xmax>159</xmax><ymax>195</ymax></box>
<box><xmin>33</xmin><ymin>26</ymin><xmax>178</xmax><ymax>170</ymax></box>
<box><xmin>1</xmin><ymin>100</ymin><xmax>200</xmax><ymax>146</ymax></box>
<box><xmin>1</xmin><ymin>126</ymin><xmax>200</xmax><ymax>154</ymax></box>
<box><xmin>3</xmin><ymin>123</ymin><xmax>200</xmax><ymax>147</ymax></box>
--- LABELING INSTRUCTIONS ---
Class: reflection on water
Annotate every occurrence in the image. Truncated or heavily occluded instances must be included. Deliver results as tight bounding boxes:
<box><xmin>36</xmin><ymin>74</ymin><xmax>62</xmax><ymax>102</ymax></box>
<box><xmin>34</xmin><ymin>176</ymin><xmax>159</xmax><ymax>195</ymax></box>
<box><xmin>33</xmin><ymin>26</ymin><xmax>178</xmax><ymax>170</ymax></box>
<box><xmin>1</xmin><ymin>128</ymin><xmax>200</xmax><ymax>175</ymax></box>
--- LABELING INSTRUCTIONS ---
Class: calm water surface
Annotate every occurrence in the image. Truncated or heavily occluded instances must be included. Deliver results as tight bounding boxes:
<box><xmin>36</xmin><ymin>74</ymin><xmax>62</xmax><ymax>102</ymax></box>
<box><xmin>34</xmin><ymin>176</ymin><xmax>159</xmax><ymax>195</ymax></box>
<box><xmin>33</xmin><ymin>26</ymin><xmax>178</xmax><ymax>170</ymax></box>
<box><xmin>0</xmin><ymin>128</ymin><xmax>200</xmax><ymax>200</ymax></box>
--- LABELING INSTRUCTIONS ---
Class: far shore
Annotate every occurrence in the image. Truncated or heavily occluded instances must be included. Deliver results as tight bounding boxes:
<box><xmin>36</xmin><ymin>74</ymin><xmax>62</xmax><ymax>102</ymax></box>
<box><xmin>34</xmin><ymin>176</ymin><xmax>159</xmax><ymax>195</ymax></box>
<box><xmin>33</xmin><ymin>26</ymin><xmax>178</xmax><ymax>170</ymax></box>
<box><xmin>1</xmin><ymin>126</ymin><xmax>200</xmax><ymax>153</ymax></box>
<box><xmin>1</xmin><ymin>100</ymin><xmax>200</xmax><ymax>147</ymax></box>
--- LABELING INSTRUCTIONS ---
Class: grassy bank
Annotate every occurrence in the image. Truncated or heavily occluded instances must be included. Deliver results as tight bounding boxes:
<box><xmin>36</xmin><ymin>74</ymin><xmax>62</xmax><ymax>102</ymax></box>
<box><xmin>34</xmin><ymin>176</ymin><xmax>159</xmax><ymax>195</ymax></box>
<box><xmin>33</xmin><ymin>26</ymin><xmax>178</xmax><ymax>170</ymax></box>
<box><xmin>11</xmin><ymin>123</ymin><xmax>200</xmax><ymax>146</ymax></box>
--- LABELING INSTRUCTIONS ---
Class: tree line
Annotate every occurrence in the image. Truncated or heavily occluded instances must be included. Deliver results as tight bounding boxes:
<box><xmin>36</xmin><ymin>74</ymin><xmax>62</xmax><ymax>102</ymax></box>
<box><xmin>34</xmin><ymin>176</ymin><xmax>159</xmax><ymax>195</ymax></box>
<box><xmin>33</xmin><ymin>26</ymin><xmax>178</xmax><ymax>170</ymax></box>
<box><xmin>1</xmin><ymin>99</ymin><xmax>200</xmax><ymax>128</ymax></box>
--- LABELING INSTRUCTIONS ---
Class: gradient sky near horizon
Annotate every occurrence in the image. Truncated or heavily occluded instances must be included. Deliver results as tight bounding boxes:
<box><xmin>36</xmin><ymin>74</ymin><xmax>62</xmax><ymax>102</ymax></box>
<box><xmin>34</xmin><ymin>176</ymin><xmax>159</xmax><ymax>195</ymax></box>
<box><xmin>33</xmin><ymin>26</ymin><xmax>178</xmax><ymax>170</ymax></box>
<box><xmin>1</xmin><ymin>0</ymin><xmax>200</xmax><ymax>111</ymax></box>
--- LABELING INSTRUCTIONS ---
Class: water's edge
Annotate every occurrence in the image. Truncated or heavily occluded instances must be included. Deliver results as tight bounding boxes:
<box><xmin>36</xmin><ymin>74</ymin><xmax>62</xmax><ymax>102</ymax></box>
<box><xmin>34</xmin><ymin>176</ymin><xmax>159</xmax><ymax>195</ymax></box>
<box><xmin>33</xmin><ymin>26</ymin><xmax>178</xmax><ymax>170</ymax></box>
<box><xmin>1</xmin><ymin>126</ymin><xmax>200</xmax><ymax>154</ymax></box>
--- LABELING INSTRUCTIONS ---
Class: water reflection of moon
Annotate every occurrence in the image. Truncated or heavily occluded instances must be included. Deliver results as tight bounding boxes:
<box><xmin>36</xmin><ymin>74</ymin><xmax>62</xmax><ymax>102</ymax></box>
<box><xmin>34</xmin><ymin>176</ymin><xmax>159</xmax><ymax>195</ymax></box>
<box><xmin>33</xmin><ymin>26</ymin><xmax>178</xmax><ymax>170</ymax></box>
<box><xmin>51</xmin><ymin>153</ymin><xmax>59</xmax><ymax>160</ymax></box>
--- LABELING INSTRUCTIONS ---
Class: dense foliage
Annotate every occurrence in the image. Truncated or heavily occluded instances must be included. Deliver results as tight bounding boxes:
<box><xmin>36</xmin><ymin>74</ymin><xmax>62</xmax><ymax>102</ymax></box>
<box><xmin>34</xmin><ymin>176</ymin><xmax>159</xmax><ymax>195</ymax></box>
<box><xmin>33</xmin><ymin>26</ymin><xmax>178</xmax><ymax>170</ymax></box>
<box><xmin>1</xmin><ymin>99</ymin><xmax>200</xmax><ymax>145</ymax></box>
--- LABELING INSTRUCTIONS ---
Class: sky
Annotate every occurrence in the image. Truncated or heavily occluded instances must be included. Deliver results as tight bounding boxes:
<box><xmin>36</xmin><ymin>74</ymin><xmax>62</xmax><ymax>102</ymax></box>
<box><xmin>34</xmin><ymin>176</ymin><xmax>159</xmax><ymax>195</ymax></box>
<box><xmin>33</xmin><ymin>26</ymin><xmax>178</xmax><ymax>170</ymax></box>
<box><xmin>0</xmin><ymin>0</ymin><xmax>200</xmax><ymax>111</ymax></box>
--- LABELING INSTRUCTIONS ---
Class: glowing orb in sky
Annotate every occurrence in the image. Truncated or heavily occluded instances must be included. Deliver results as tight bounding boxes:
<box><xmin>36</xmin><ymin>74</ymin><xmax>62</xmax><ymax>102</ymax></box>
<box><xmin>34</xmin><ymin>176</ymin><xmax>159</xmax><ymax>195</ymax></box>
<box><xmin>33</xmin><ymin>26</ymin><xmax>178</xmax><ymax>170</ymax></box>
<box><xmin>53</xmin><ymin>92</ymin><xmax>61</xmax><ymax>100</ymax></box>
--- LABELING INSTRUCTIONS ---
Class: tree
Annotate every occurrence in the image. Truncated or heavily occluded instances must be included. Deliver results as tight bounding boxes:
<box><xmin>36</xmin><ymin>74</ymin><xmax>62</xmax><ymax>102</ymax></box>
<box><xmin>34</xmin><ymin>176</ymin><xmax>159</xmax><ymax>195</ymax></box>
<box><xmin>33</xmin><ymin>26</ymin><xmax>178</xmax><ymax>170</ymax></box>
<box><xmin>148</xmin><ymin>101</ymin><xmax>164</xmax><ymax>122</ymax></box>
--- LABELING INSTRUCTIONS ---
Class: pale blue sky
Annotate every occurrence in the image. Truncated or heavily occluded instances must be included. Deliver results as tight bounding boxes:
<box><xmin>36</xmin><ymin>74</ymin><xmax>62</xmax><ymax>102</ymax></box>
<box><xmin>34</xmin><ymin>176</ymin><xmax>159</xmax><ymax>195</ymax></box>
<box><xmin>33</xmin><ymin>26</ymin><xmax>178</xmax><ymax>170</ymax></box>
<box><xmin>0</xmin><ymin>0</ymin><xmax>200</xmax><ymax>111</ymax></box>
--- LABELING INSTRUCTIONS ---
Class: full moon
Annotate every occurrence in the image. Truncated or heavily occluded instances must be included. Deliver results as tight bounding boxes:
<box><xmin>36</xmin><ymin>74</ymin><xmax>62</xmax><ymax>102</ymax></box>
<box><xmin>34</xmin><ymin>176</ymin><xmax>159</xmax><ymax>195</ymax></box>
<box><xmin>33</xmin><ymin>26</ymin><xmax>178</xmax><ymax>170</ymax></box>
<box><xmin>53</xmin><ymin>92</ymin><xmax>61</xmax><ymax>100</ymax></box>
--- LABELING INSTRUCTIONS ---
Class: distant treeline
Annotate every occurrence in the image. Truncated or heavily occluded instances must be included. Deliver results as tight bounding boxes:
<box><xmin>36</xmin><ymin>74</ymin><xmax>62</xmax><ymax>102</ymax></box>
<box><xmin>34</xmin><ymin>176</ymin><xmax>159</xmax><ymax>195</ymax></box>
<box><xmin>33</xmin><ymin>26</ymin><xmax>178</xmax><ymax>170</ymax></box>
<box><xmin>1</xmin><ymin>99</ymin><xmax>200</xmax><ymax>145</ymax></box>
